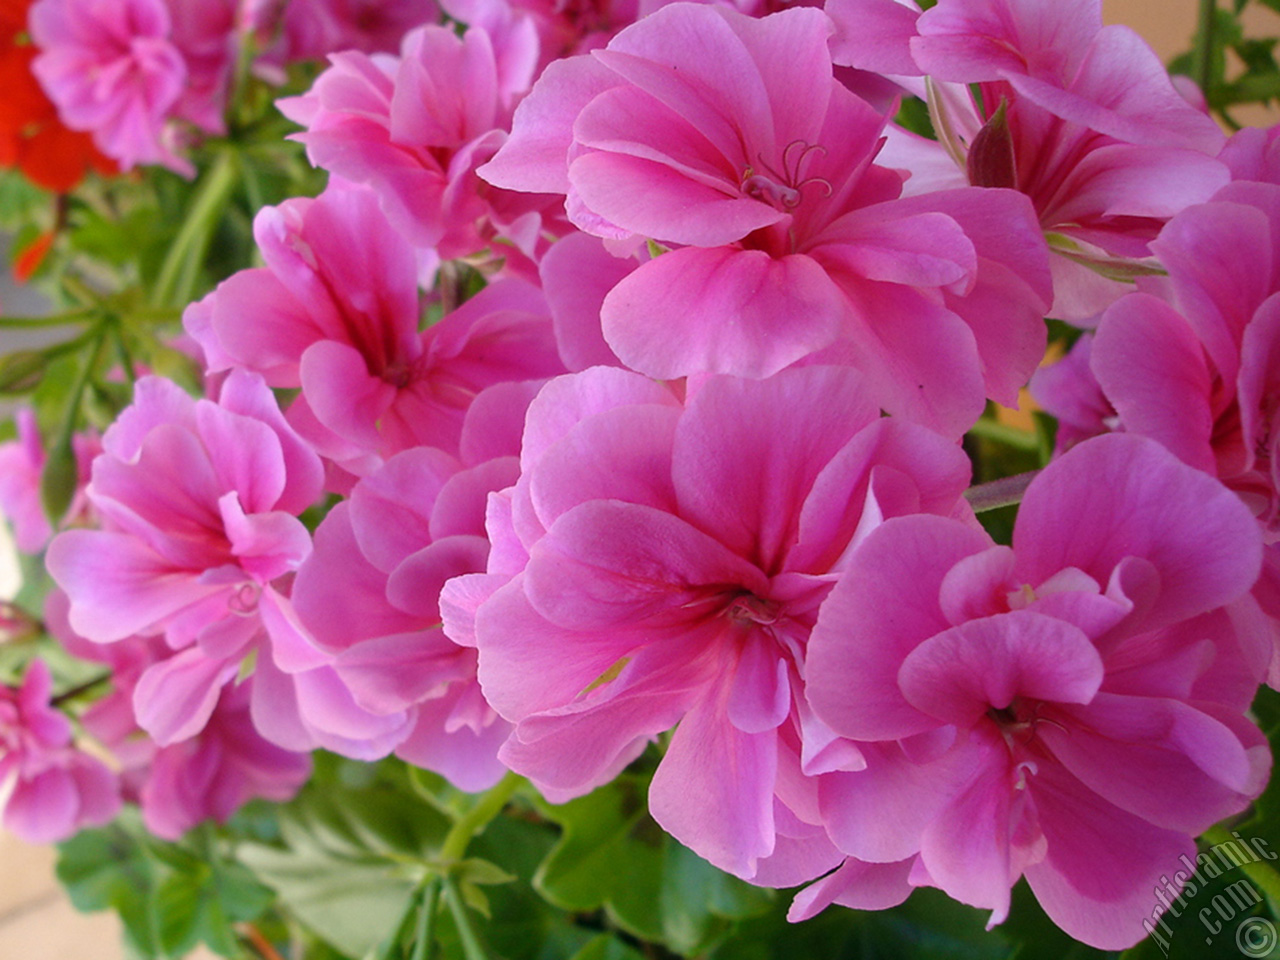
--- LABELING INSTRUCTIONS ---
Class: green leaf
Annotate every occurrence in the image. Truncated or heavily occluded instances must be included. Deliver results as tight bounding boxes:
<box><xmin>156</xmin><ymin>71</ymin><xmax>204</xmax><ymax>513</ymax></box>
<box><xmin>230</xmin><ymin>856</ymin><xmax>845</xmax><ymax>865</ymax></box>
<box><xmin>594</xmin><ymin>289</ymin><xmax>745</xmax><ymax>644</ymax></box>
<box><xmin>533</xmin><ymin>775</ymin><xmax>773</xmax><ymax>955</ymax></box>
<box><xmin>568</xmin><ymin>934</ymin><xmax>647</xmax><ymax>960</ymax></box>
<box><xmin>57</xmin><ymin>825</ymin><xmax>163</xmax><ymax>958</ymax></box>
<box><xmin>0</xmin><ymin>350</ymin><xmax>48</xmax><ymax>393</ymax></box>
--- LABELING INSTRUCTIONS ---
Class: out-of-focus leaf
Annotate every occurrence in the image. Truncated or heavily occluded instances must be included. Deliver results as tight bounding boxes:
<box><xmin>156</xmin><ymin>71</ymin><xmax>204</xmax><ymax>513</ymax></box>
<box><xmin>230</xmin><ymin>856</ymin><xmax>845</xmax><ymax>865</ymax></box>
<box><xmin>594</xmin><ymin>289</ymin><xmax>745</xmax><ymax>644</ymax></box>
<box><xmin>0</xmin><ymin>350</ymin><xmax>48</xmax><ymax>394</ymax></box>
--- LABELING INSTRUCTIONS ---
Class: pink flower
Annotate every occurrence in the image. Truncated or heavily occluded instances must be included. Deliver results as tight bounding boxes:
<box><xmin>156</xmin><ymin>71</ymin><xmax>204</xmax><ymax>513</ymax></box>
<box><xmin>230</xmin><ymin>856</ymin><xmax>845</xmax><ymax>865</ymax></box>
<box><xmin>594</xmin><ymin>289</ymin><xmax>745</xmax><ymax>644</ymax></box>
<box><xmin>804</xmin><ymin>434</ymin><xmax>1269</xmax><ymax>948</ymax></box>
<box><xmin>185</xmin><ymin>184</ymin><xmax>565</xmax><ymax>479</ymax></box>
<box><xmin>1089</xmin><ymin>180</ymin><xmax>1280</xmax><ymax>681</ymax></box>
<box><xmin>0</xmin><ymin>660</ymin><xmax>120</xmax><ymax>843</ymax></box>
<box><xmin>444</xmin><ymin>364</ymin><xmax>975</xmax><ymax>880</ymax></box>
<box><xmin>30</xmin><ymin>0</ymin><xmax>196</xmax><ymax>173</ymax></box>
<box><xmin>277</xmin><ymin>22</ymin><xmax>559</xmax><ymax>270</ymax></box>
<box><xmin>1027</xmin><ymin>333</ymin><xmax>1114</xmax><ymax>455</ymax></box>
<box><xmin>45</xmin><ymin>371</ymin><xmax>324</xmax><ymax>744</ymax></box>
<box><xmin>0</xmin><ymin>409</ymin><xmax>99</xmax><ymax>554</ymax></box>
<box><xmin>293</xmin><ymin>384</ymin><xmax>540</xmax><ymax>789</ymax></box>
<box><xmin>140</xmin><ymin>679</ymin><xmax>310</xmax><ymax>840</ymax></box>
<box><xmin>280</xmin><ymin>0</ymin><xmax>440</xmax><ymax>60</ymax></box>
<box><xmin>480</xmin><ymin>2</ymin><xmax>1051</xmax><ymax>437</ymax></box>
<box><xmin>826</xmin><ymin>0</ymin><xmax>1229</xmax><ymax>323</ymax></box>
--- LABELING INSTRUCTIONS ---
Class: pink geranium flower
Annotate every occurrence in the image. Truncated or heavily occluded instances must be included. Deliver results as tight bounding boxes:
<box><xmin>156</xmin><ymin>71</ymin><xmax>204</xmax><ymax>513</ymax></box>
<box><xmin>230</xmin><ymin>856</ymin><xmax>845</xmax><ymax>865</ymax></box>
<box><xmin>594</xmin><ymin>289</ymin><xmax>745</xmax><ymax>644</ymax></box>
<box><xmin>140</xmin><ymin>679</ymin><xmax>311</xmax><ymax>840</ymax></box>
<box><xmin>292</xmin><ymin>382</ymin><xmax>542</xmax><ymax>790</ymax></box>
<box><xmin>184</xmin><ymin>184</ymin><xmax>565</xmax><ymax>481</ymax></box>
<box><xmin>805</xmin><ymin>434</ymin><xmax>1269</xmax><ymax>948</ymax></box>
<box><xmin>0</xmin><ymin>659</ymin><xmax>120</xmax><ymax>844</ymax></box>
<box><xmin>826</xmin><ymin>0</ymin><xmax>1229</xmax><ymax>322</ymax></box>
<box><xmin>1088</xmin><ymin>180</ymin><xmax>1280</xmax><ymax>681</ymax></box>
<box><xmin>29</xmin><ymin>0</ymin><xmax>211</xmax><ymax>173</ymax></box>
<box><xmin>45</xmin><ymin>371</ymin><xmax>324</xmax><ymax>744</ymax></box>
<box><xmin>0</xmin><ymin>409</ymin><xmax>100</xmax><ymax>554</ymax></box>
<box><xmin>444</xmin><ymin>364</ymin><xmax>975</xmax><ymax>880</ymax></box>
<box><xmin>480</xmin><ymin>2</ymin><xmax>1051</xmax><ymax>437</ymax></box>
<box><xmin>277</xmin><ymin>22</ymin><xmax>560</xmax><ymax>272</ymax></box>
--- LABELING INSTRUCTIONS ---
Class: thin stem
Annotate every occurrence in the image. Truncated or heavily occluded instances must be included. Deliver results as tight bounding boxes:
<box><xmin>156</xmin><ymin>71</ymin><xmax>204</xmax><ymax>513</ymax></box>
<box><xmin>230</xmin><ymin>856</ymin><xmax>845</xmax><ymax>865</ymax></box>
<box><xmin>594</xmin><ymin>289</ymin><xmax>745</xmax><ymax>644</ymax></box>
<box><xmin>439</xmin><ymin>771</ymin><xmax>522</xmax><ymax>863</ymax></box>
<box><xmin>411</xmin><ymin>877</ymin><xmax>441</xmax><ymax>960</ymax></box>
<box><xmin>240</xmin><ymin>923</ymin><xmax>288</xmax><ymax>960</ymax></box>
<box><xmin>0</xmin><ymin>310</ymin><xmax>95</xmax><ymax>328</ymax></box>
<box><xmin>151</xmin><ymin>149</ymin><xmax>240</xmax><ymax>308</ymax></box>
<box><xmin>964</xmin><ymin>470</ymin><xmax>1040</xmax><ymax>513</ymax></box>
<box><xmin>443</xmin><ymin>878</ymin><xmax>489</xmax><ymax>960</ymax></box>
<box><xmin>50</xmin><ymin>672</ymin><xmax>111</xmax><ymax>707</ymax></box>
<box><xmin>967</xmin><ymin>417</ymin><xmax>1040</xmax><ymax>451</ymax></box>
<box><xmin>1194</xmin><ymin>0</ymin><xmax>1218</xmax><ymax>106</ymax></box>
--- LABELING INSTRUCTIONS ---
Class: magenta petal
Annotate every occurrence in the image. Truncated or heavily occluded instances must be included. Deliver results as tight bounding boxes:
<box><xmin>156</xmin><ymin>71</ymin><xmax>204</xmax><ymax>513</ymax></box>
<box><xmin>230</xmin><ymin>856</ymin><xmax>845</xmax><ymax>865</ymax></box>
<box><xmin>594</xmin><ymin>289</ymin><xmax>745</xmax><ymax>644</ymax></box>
<box><xmin>806</xmin><ymin>515</ymin><xmax>994</xmax><ymax>741</ymax></box>
<box><xmin>475</xmin><ymin>577</ymin><xmax>641</xmax><ymax>720</ymax></box>
<box><xmin>898</xmin><ymin>611</ymin><xmax>1104</xmax><ymax>726</ymax></box>
<box><xmin>299</xmin><ymin>340</ymin><xmax>396</xmax><ymax>449</ymax></box>
<box><xmin>1239</xmin><ymin>293</ymin><xmax>1280</xmax><ymax>472</ymax></box>
<box><xmin>1045</xmin><ymin>693</ymin><xmax>1256</xmax><ymax>833</ymax></box>
<box><xmin>540</xmin><ymin>230</ymin><xmax>635</xmax><ymax>371</ymax></box>
<box><xmin>133</xmin><ymin>650</ymin><xmax>238</xmax><ymax>745</ymax></box>
<box><xmin>602</xmin><ymin>247</ymin><xmax>847</xmax><ymax>380</ymax></box>
<box><xmin>529</xmin><ymin>403</ymin><xmax>680</xmax><ymax>530</ymax></box>
<box><xmin>4</xmin><ymin>768</ymin><xmax>79</xmax><ymax>844</ymax></box>
<box><xmin>395</xmin><ymin>692</ymin><xmax>512</xmax><ymax>792</ymax></box>
<box><xmin>349</xmin><ymin>447</ymin><xmax>460</xmax><ymax>572</ymax></box>
<box><xmin>919</xmin><ymin>737</ymin><xmax>1017</xmax><ymax>925</ymax></box>
<box><xmin>479</xmin><ymin>55</ymin><xmax>623</xmax><ymax>193</ymax></box>
<box><xmin>46</xmin><ymin>530</ymin><xmax>220</xmax><ymax>642</ymax></box>
<box><xmin>819</xmin><ymin>741</ymin><xmax>973</xmax><ymax>863</ymax></box>
<box><xmin>293</xmin><ymin>503</ymin><xmax>425</xmax><ymax>651</ymax></box>
<box><xmin>1013</xmin><ymin>434</ymin><xmax>1263</xmax><ymax>632</ymax></box>
<box><xmin>1025</xmin><ymin>762</ymin><xmax>1195</xmax><ymax>950</ymax></box>
<box><xmin>386</xmin><ymin>536</ymin><xmax>489</xmax><ymax>621</ymax></box>
<box><xmin>570</xmin><ymin>149</ymin><xmax>779</xmax><ymax>247</ymax></box>
<box><xmin>503</xmin><ymin>648</ymin><xmax>710</xmax><ymax>791</ymax></box>
<box><xmin>525</xmin><ymin>500</ymin><xmax>768</xmax><ymax>630</ymax></box>
<box><xmin>674</xmin><ymin>365</ymin><xmax>878</xmax><ymax>572</ymax></box>
<box><xmin>336</xmin><ymin>630</ymin><xmax>472</xmax><ymax>713</ymax></box>
<box><xmin>788</xmin><ymin>856</ymin><xmax>915</xmax><ymax>921</ymax></box>
<box><xmin>727</xmin><ymin>640</ymin><xmax>790</xmax><ymax>734</ymax></box>
<box><xmin>1092</xmin><ymin>293</ymin><xmax>1216</xmax><ymax>473</ymax></box>
<box><xmin>825</xmin><ymin>0</ymin><xmax>922</xmax><ymax>75</ymax></box>
<box><xmin>649</xmin><ymin>684</ymin><xmax>778</xmax><ymax>879</ymax></box>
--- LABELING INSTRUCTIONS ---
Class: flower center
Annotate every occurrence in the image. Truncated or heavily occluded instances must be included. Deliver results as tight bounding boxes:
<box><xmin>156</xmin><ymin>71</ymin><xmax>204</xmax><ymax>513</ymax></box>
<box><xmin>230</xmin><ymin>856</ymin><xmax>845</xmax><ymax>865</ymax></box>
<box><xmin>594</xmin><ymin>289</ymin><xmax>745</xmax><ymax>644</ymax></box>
<box><xmin>740</xmin><ymin>139</ymin><xmax>832</xmax><ymax>212</ymax></box>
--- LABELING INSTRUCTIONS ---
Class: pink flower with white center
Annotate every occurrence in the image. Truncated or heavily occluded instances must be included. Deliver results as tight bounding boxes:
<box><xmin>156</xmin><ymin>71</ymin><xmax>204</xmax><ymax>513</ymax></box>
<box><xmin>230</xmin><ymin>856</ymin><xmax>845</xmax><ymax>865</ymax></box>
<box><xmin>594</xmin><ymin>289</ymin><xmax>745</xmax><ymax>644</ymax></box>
<box><xmin>0</xmin><ymin>659</ymin><xmax>120</xmax><ymax>844</ymax></box>
<box><xmin>30</xmin><ymin>0</ymin><xmax>197</xmax><ymax>173</ymax></box>
<box><xmin>184</xmin><ymin>184</ymin><xmax>565</xmax><ymax>482</ymax></box>
<box><xmin>480</xmin><ymin>2</ymin><xmax>1051</xmax><ymax>437</ymax></box>
<box><xmin>826</xmin><ymin>0</ymin><xmax>1230</xmax><ymax>323</ymax></box>
<box><xmin>1087</xmin><ymin>180</ymin><xmax>1280</xmax><ymax>682</ymax></box>
<box><xmin>292</xmin><ymin>382</ymin><xmax>542</xmax><ymax>790</ymax></box>
<box><xmin>277</xmin><ymin>22</ymin><xmax>559</xmax><ymax>272</ymax></box>
<box><xmin>805</xmin><ymin>434</ymin><xmax>1270</xmax><ymax>949</ymax></box>
<box><xmin>443</xmin><ymin>364</ymin><xmax>976</xmax><ymax>881</ymax></box>
<box><xmin>45</xmin><ymin>370</ymin><xmax>325</xmax><ymax>744</ymax></box>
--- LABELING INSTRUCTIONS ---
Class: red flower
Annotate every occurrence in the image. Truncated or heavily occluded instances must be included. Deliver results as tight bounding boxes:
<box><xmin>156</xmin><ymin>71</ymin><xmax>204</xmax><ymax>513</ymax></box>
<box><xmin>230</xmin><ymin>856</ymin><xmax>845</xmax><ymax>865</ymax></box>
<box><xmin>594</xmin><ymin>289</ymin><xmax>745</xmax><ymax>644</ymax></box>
<box><xmin>0</xmin><ymin>0</ymin><xmax>114</xmax><ymax>192</ymax></box>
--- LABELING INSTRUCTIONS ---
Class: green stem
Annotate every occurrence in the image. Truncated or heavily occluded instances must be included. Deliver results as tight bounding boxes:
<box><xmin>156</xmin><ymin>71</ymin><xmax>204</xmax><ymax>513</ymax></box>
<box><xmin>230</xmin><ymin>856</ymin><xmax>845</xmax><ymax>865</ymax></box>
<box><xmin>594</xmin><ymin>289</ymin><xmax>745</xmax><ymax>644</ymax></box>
<box><xmin>151</xmin><ymin>149</ymin><xmax>240</xmax><ymax>308</ymax></box>
<box><xmin>0</xmin><ymin>310</ymin><xmax>95</xmax><ymax>328</ymax></box>
<box><xmin>1203</xmin><ymin>825</ymin><xmax>1280</xmax><ymax>913</ymax></box>
<box><xmin>964</xmin><ymin>470</ymin><xmax>1040</xmax><ymax>513</ymax></box>
<box><xmin>443</xmin><ymin>878</ymin><xmax>489</xmax><ymax>960</ymax></box>
<box><xmin>411</xmin><ymin>877</ymin><xmax>441</xmax><ymax>960</ymax></box>
<box><xmin>51</xmin><ymin>672</ymin><xmax>112</xmax><ymax>708</ymax></box>
<box><xmin>439</xmin><ymin>771</ymin><xmax>522</xmax><ymax>863</ymax></box>
<box><xmin>1194</xmin><ymin>0</ymin><xmax>1218</xmax><ymax>106</ymax></box>
<box><xmin>967</xmin><ymin>417</ymin><xmax>1040</xmax><ymax>451</ymax></box>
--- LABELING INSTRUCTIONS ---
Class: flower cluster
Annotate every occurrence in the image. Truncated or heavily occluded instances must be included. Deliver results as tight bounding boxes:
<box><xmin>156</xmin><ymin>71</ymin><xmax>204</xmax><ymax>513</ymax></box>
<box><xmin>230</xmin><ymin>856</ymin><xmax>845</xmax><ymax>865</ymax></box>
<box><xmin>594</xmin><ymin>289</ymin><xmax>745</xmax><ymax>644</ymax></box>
<box><xmin>2</xmin><ymin>0</ymin><xmax>1277</xmax><ymax>953</ymax></box>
